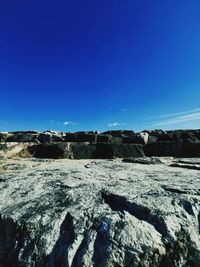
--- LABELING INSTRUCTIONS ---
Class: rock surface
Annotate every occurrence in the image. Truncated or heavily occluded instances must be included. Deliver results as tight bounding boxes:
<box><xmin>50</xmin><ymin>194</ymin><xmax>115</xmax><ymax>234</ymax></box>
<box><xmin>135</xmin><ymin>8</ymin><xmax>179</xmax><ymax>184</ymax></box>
<box><xmin>0</xmin><ymin>157</ymin><xmax>200</xmax><ymax>266</ymax></box>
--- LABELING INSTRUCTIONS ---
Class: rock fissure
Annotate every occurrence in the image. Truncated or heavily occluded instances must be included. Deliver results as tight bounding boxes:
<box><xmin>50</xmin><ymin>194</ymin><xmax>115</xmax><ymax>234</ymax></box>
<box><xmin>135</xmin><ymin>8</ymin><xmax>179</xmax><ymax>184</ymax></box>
<box><xmin>44</xmin><ymin>212</ymin><xmax>75</xmax><ymax>267</ymax></box>
<box><xmin>101</xmin><ymin>192</ymin><xmax>168</xmax><ymax>239</ymax></box>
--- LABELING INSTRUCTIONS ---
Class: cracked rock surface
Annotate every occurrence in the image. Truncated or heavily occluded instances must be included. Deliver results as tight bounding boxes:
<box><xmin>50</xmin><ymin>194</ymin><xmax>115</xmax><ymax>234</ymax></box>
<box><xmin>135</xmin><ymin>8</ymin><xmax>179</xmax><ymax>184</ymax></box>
<box><xmin>0</xmin><ymin>157</ymin><xmax>200</xmax><ymax>266</ymax></box>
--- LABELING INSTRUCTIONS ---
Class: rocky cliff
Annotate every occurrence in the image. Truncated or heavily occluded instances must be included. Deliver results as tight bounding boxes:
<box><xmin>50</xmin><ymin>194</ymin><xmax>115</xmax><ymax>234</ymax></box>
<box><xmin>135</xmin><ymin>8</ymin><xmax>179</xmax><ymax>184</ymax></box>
<box><xmin>0</xmin><ymin>129</ymin><xmax>200</xmax><ymax>159</ymax></box>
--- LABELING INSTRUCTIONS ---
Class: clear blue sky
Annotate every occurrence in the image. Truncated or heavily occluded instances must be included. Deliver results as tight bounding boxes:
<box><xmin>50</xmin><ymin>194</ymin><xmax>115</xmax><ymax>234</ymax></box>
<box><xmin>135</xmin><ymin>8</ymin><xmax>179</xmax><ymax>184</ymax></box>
<box><xmin>0</xmin><ymin>0</ymin><xmax>200</xmax><ymax>132</ymax></box>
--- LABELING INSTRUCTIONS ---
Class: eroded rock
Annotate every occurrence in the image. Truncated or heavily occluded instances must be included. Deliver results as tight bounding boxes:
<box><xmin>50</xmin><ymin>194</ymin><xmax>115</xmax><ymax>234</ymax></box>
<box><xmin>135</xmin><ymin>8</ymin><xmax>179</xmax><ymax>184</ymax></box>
<box><xmin>0</xmin><ymin>158</ymin><xmax>200</xmax><ymax>266</ymax></box>
<box><xmin>144</xmin><ymin>141</ymin><xmax>200</xmax><ymax>157</ymax></box>
<box><xmin>123</xmin><ymin>157</ymin><xmax>164</xmax><ymax>164</ymax></box>
<box><xmin>1</xmin><ymin>129</ymin><xmax>200</xmax><ymax>159</ymax></box>
<box><xmin>28</xmin><ymin>143</ymin><xmax>73</xmax><ymax>159</ymax></box>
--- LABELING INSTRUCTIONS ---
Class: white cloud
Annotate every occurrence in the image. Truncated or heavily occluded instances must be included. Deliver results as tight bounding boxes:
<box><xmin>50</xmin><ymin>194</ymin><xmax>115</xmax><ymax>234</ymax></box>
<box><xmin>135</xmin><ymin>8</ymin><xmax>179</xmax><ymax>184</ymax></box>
<box><xmin>63</xmin><ymin>121</ymin><xmax>78</xmax><ymax>126</ymax></box>
<box><xmin>108</xmin><ymin>122</ymin><xmax>125</xmax><ymax>127</ymax></box>
<box><xmin>63</xmin><ymin>121</ymin><xmax>71</xmax><ymax>125</ymax></box>
<box><xmin>148</xmin><ymin>108</ymin><xmax>200</xmax><ymax>120</ymax></box>
<box><xmin>153</xmin><ymin>112</ymin><xmax>200</xmax><ymax>126</ymax></box>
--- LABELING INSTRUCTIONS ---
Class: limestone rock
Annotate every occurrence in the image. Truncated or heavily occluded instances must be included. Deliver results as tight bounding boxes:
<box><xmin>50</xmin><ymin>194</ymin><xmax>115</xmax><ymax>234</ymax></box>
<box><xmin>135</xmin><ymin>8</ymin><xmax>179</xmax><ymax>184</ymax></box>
<box><xmin>93</xmin><ymin>143</ymin><xmax>145</xmax><ymax>159</ymax></box>
<box><xmin>37</xmin><ymin>133</ymin><xmax>64</xmax><ymax>143</ymax></box>
<box><xmin>64</xmin><ymin>133</ymin><xmax>97</xmax><ymax>143</ymax></box>
<box><xmin>0</xmin><ymin>142</ymin><xmax>33</xmax><ymax>158</ymax></box>
<box><xmin>123</xmin><ymin>156</ymin><xmax>165</xmax><ymax>164</ymax></box>
<box><xmin>28</xmin><ymin>143</ymin><xmax>73</xmax><ymax>159</ymax></box>
<box><xmin>72</xmin><ymin>143</ymin><xmax>96</xmax><ymax>159</ymax></box>
<box><xmin>145</xmin><ymin>129</ymin><xmax>200</xmax><ymax>143</ymax></box>
<box><xmin>0</xmin><ymin>158</ymin><xmax>200</xmax><ymax>266</ymax></box>
<box><xmin>102</xmin><ymin>130</ymin><xmax>135</xmax><ymax>137</ymax></box>
<box><xmin>144</xmin><ymin>141</ymin><xmax>200</xmax><ymax>157</ymax></box>
<box><xmin>96</xmin><ymin>134</ymin><xmax>112</xmax><ymax>143</ymax></box>
<box><xmin>1</xmin><ymin>129</ymin><xmax>200</xmax><ymax>159</ymax></box>
<box><xmin>122</xmin><ymin>132</ymin><xmax>149</xmax><ymax>145</ymax></box>
<box><xmin>72</xmin><ymin>143</ymin><xmax>145</xmax><ymax>159</ymax></box>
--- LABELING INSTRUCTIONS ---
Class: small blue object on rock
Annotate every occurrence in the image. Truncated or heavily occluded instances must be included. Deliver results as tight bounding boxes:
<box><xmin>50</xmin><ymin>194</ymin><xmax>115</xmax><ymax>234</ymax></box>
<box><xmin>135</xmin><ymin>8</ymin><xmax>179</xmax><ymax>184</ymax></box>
<box><xmin>98</xmin><ymin>221</ymin><xmax>109</xmax><ymax>234</ymax></box>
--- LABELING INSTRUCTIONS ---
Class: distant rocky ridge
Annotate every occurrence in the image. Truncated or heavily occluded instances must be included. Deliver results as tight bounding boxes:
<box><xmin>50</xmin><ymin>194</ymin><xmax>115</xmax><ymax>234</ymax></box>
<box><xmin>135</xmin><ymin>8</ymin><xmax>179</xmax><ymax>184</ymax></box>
<box><xmin>0</xmin><ymin>129</ymin><xmax>200</xmax><ymax>159</ymax></box>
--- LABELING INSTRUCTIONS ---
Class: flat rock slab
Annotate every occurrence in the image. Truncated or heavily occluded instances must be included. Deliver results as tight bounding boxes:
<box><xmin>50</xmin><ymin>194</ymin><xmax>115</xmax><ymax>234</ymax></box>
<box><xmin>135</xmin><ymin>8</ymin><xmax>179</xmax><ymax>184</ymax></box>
<box><xmin>0</xmin><ymin>158</ymin><xmax>200</xmax><ymax>266</ymax></box>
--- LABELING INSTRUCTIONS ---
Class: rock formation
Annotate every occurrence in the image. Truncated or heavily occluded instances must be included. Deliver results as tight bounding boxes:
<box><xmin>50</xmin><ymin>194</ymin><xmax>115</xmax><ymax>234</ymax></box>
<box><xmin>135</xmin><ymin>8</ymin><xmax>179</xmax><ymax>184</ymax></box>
<box><xmin>0</xmin><ymin>157</ymin><xmax>200</xmax><ymax>266</ymax></box>
<box><xmin>0</xmin><ymin>129</ymin><xmax>200</xmax><ymax>266</ymax></box>
<box><xmin>0</xmin><ymin>129</ymin><xmax>200</xmax><ymax>159</ymax></box>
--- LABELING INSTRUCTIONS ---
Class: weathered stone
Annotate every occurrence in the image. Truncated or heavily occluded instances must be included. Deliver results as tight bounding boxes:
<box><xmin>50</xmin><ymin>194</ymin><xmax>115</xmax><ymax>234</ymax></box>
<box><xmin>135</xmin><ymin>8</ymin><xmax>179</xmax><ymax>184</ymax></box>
<box><xmin>110</xmin><ymin>136</ymin><xmax>123</xmax><ymax>144</ymax></box>
<box><xmin>123</xmin><ymin>132</ymin><xmax>149</xmax><ymax>144</ymax></box>
<box><xmin>72</xmin><ymin>143</ymin><xmax>96</xmax><ymax>159</ymax></box>
<box><xmin>102</xmin><ymin>130</ymin><xmax>135</xmax><ymax>137</ymax></box>
<box><xmin>1</xmin><ymin>129</ymin><xmax>200</xmax><ymax>158</ymax></box>
<box><xmin>145</xmin><ymin>129</ymin><xmax>200</xmax><ymax>143</ymax></box>
<box><xmin>37</xmin><ymin>133</ymin><xmax>64</xmax><ymax>143</ymax></box>
<box><xmin>123</xmin><ymin>156</ymin><xmax>164</xmax><ymax>164</ymax></box>
<box><xmin>2</xmin><ymin>131</ymin><xmax>65</xmax><ymax>143</ymax></box>
<box><xmin>72</xmin><ymin>143</ymin><xmax>145</xmax><ymax>159</ymax></box>
<box><xmin>0</xmin><ymin>133</ymin><xmax>9</xmax><ymax>142</ymax></box>
<box><xmin>10</xmin><ymin>131</ymin><xmax>38</xmax><ymax>134</ymax></box>
<box><xmin>0</xmin><ymin>142</ymin><xmax>33</xmax><ymax>158</ymax></box>
<box><xmin>145</xmin><ymin>130</ymin><xmax>177</xmax><ymax>142</ymax></box>
<box><xmin>5</xmin><ymin>133</ymin><xmax>38</xmax><ymax>142</ymax></box>
<box><xmin>0</xmin><ymin>158</ymin><xmax>200</xmax><ymax>266</ymax></box>
<box><xmin>96</xmin><ymin>134</ymin><xmax>112</xmax><ymax>143</ymax></box>
<box><xmin>144</xmin><ymin>141</ymin><xmax>200</xmax><ymax>157</ymax></box>
<box><xmin>94</xmin><ymin>143</ymin><xmax>145</xmax><ymax>159</ymax></box>
<box><xmin>64</xmin><ymin>133</ymin><xmax>97</xmax><ymax>143</ymax></box>
<box><xmin>28</xmin><ymin>143</ymin><xmax>73</xmax><ymax>159</ymax></box>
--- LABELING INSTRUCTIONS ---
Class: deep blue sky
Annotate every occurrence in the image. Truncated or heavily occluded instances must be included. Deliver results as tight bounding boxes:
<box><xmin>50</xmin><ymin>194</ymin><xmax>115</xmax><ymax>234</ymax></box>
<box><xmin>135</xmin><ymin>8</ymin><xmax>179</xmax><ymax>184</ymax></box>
<box><xmin>0</xmin><ymin>0</ymin><xmax>200</xmax><ymax>132</ymax></box>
